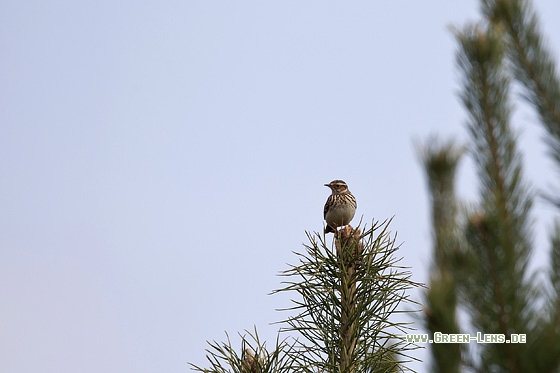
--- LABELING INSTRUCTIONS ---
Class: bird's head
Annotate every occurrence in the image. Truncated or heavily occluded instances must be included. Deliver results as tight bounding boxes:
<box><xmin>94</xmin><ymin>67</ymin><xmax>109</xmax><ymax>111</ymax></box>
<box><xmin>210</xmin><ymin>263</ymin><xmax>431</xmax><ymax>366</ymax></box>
<box><xmin>325</xmin><ymin>180</ymin><xmax>349</xmax><ymax>194</ymax></box>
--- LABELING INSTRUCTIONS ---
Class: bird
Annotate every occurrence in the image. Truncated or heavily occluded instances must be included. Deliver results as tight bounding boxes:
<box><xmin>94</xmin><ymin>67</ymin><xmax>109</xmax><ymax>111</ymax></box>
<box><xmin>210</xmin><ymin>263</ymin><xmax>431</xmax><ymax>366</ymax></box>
<box><xmin>323</xmin><ymin>180</ymin><xmax>357</xmax><ymax>234</ymax></box>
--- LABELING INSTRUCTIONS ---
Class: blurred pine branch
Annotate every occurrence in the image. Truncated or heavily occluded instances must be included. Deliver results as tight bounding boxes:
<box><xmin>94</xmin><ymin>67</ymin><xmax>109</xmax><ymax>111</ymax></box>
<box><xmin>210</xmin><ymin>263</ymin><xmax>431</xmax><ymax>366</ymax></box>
<box><xmin>419</xmin><ymin>0</ymin><xmax>560</xmax><ymax>371</ymax></box>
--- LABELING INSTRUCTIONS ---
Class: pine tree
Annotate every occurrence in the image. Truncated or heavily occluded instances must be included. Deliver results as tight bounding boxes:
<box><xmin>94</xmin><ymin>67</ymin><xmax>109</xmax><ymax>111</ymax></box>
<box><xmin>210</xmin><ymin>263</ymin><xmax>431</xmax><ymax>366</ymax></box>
<box><xmin>419</xmin><ymin>0</ymin><xmax>560</xmax><ymax>371</ymax></box>
<box><xmin>189</xmin><ymin>222</ymin><xmax>422</xmax><ymax>373</ymax></box>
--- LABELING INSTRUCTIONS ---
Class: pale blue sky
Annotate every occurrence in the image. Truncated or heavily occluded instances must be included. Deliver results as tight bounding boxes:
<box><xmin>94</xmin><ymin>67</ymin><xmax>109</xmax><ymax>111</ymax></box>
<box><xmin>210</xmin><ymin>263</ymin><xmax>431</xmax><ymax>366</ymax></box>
<box><xmin>1</xmin><ymin>1</ymin><xmax>560</xmax><ymax>372</ymax></box>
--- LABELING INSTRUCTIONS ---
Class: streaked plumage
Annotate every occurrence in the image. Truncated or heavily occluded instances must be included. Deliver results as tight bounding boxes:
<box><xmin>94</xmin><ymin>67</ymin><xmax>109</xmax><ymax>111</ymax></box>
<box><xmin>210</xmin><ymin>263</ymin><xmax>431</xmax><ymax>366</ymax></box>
<box><xmin>323</xmin><ymin>180</ymin><xmax>357</xmax><ymax>234</ymax></box>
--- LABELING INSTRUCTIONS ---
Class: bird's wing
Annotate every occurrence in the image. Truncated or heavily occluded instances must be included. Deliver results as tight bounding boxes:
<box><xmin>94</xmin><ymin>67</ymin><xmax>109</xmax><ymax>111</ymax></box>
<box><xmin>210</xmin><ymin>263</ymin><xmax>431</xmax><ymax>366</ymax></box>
<box><xmin>323</xmin><ymin>195</ymin><xmax>332</xmax><ymax>219</ymax></box>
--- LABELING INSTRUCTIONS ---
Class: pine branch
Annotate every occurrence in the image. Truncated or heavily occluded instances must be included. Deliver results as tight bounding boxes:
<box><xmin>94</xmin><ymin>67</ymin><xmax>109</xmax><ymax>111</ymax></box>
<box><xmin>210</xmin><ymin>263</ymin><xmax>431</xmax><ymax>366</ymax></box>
<box><xmin>417</xmin><ymin>138</ymin><xmax>464</xmax><ymax>271</ymax></box>
<box><xmin>189</xmin><ymin>328</ymin><xmax>296</xmax><ymax>373</ymax></box>
<box><xmin>454</xmin><ymin>24</ymin><xmax>534</xmax><ymax>372</ymax></box>
<box><xmin>482</xmin><ymin>0</ymin><xmax>560</xmax><ymax>203</ymax></box>
<box><xmin>417</xmin><ymin>139</ymin><xmax>464</xmax><ymax>373</ymax></box>
<box><xmin>335</xmin><ymin>227</ymin><xmax>362</xmax><ymax>373</ymax></box>
<box><xmin>273</xmin><ymin>220</ymin><xmax>423</xmax><ymax>373</ymax></box>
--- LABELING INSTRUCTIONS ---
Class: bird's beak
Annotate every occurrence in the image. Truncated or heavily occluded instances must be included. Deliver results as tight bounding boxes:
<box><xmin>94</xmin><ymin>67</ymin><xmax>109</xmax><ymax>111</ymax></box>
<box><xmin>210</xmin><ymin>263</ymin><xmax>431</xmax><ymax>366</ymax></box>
<box><xmin>324</xmin><ymin>183</ymin><xmax>329</xmax><ymax>187</ymax></box>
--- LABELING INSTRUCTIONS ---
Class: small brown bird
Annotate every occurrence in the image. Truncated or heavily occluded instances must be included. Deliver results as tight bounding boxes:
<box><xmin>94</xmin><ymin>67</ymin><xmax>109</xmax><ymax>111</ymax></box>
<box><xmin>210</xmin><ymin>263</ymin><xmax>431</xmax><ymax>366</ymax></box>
<box><xmin>323</xmin><ymin>180</ymin><xmax>357</xmax><ymax>234</ymax></box>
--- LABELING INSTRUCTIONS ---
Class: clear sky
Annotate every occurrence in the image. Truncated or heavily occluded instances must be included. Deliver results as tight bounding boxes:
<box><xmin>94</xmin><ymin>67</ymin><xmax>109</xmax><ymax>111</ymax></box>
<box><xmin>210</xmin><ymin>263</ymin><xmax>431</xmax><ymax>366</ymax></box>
<box><xmin>2</xmin><ymin>1</ymin><xmax>560</xmax><ymax>372</ymax></box>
